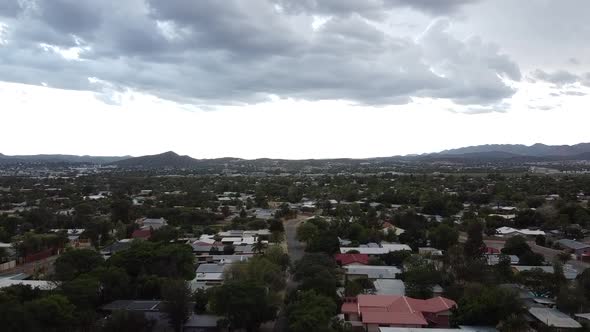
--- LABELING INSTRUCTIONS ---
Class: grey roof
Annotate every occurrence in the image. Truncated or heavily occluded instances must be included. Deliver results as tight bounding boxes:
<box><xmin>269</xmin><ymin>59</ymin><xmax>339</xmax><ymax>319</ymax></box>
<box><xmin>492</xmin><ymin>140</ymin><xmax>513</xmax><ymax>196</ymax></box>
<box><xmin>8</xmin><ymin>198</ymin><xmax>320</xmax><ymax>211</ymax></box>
<box><xmin>184</xmin><ymin>314</ymin><xmax>224</xmax><ymax>328</ymax></box>
<box><xmin>557</xmin><ymin>239</ymin><xmax>590</xmax><ymax>250</ymax></box>
<box><xmin>529</xmin><ymin>307</ymin><xmax>582</xmax><ymax>328</ymax></box>
<box><xmin>345</xmin><ymin>265</ymin><xmax>401</xmax><ymax>279</ymax></box>
<box><xmin>102</xmin><ymin>300</ymin><xmax>161</xmax><ymax>312</ymax></box>
<box><xmin>374</xmin><ymin>279</ymin><xmax>405</xmax><ymax>295</ymax></box>
<box><xmin>196</xmin><ymin>263</ymin><xmax>227</xmax><ymax>274</ymax></box>
<box><xmin>513</xmin><ymin>265</ymin><xmax>579</xmax><ymax>280</ymax></box>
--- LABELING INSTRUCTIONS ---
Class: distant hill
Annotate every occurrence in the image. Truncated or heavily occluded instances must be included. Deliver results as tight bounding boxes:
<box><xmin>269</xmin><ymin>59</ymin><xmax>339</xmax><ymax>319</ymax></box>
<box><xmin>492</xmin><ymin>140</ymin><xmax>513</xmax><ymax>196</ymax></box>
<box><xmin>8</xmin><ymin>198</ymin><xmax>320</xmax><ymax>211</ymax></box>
<box><xmin>0</xmin><ymin>154</ymin><xmax>128</xmax><ymax>165</ymax></box>
<box><xmin>437</xmin><ymin>143</ymin><xmax>590</xmax><ymax>157</ymax></box>
<box><xmin>109</xmin><ymin>151</ymin><xmax>202</xmax><ymax>169</ymax></box>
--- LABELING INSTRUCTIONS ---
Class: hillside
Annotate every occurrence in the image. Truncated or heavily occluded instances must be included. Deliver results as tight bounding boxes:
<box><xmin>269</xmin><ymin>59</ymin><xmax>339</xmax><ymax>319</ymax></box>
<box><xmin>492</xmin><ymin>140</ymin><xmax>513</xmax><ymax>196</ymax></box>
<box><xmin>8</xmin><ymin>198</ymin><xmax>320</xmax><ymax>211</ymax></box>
<box><xmin>109</xmin><ymin>151</ymin><xmax>201</xmax><ymax>169</ymax></box>
<box><xmin>0</xmin><ymin>154</ymin><xmax>128</xmax><ymax>165</ymax></box>
<box><xmin>437</xmin><ymin>143</ymin><xmax>590</xmax><ymax>157</ymax></box>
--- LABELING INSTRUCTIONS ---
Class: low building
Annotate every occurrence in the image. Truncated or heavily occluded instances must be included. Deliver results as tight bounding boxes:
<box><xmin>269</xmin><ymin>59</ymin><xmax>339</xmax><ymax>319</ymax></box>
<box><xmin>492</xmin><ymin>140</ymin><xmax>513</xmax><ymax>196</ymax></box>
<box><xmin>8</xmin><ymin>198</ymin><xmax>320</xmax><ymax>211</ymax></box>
<box><xmin>342</xmin><ymin>295</ymin><xmax>457</xmax><ymax>331</ymax></box>
<box><xmin>485</xmin><ymin>254</ymin><xmax>519</xmax><ymax>265</ymax></box>
<box><xmin>340</xmin><ymin>243</ymin><xmax>412</xmax><ymax>256</ymax></box>
<box><xmin>512</xmin><ymin>265</ymin><xmax>579</xmax><ymax>280</ymax></box>
<box><xmin>557</xmin><ymin>239</ymin><xmax>590</xmax><ymax>258</ymax></box>
<box><xmin>374</xmin><ymin>279</ymin><xmax>406</xmax><ymax>296</ymax></box>
<box><xmin>335</xmin><ymin>253</ymin><xmax>370</xmax><ymax>266</ymax></box>
<box><xmin>496</xmin><ymin>227</ymin><xmax>545</xmax><ymax>238</ymax></box>
<box><xmin>528</xmin><ymin>307</ymin><xmax>581</xmax><ymax>330</ymax></box>
<box><xmin>345</xmin><ymin>265</ymin><xmax>401</xmax><ymax>280</ymax></box>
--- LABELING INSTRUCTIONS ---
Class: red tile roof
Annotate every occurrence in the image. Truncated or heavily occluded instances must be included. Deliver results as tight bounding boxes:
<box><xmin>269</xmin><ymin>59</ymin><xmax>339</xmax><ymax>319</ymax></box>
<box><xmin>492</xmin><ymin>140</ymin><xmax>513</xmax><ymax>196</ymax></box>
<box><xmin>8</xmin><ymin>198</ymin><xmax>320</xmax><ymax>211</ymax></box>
<box><xmin>485</xmin><ymin>246</ymin><xmax>500</xmax><ymax>254</ymax></box>
<box><xmin>344</xmin><ymin>295</ymin><xmax>457</xmax><ymax>327</ymax></box>
<box><xmin>131</xmin><ymin>229</ymin><xmax>152</xmax><ymax>239</ymax></box>
<box><xmin>335</xmin><ymin>253</ymin><xmax>370</xmax><ymax>266</ymax></box>
<box><xmin>362</xmin><ymin>311</ymin><xmax>428</xmax><ymax>326</ymax></box>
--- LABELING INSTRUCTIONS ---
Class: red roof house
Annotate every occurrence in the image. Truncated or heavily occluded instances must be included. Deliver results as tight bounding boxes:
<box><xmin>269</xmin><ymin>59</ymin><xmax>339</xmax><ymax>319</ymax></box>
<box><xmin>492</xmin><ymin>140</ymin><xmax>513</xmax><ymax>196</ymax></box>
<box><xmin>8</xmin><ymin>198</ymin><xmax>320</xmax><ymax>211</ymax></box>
<box><xmin>335</xmin><ymin>253</ymin><xmax>370</xmax><ymax>266</ymax></box>
<box><xmin>131</xmin><ymin>228</ymin><xmax>152</xmax><ymax>240</ymax></box>
<box><xmin>341</xmin><ymin>295</ymin><xmax>457</xmax><ymax>331</ymax></box>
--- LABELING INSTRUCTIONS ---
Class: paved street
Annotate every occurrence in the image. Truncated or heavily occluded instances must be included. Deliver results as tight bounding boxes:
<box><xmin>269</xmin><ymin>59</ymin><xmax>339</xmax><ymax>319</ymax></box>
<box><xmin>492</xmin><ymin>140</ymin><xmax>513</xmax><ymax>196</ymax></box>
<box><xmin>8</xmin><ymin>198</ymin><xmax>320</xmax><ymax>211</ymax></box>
<box><xmin>271</xmin><ymin>215</ymin><xmax>308</xmax><ymax>332</ymax></box>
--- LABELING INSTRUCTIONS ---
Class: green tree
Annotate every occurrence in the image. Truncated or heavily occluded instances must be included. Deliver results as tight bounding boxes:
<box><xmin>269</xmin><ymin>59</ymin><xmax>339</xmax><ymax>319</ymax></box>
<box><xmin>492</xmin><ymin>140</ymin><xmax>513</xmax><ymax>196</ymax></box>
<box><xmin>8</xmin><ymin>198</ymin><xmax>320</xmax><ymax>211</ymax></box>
<box><xmin>25</xmin><ymin>294</ymin><xmax>76</xmax><ymax>332</ymax></box>
<box><xmin>54</xmin><ymin>249</ymin><xmax>104</xmax><ymax>281</ymax></box>
<box><xmin>209</xmin><ymin>282</ymin><xmax>277</xmax><ymax>331</ymax></box>
<box><xmin>287</xmin><ymin>291</ymin><xmax>337</xmax><ymax>332</ymax></box>
<box><xmin>428</xmin><ymin>224</ymin><xmax>459</xmax><ymax>251</ymax></box>
<box><xmin>161</xmin><ymin>279</ymin><xmax>191</xmax><ymax>332</ymax></box>
<box><xmin>453</xmin><ymin>284</ymin><xmax>524</xmax><ymax>326</ymax></box>
<box><xmin>501</xmin><ymin>236</ymin><xmax>531</xmax><ymax>257</ymax></box>
<box><xmin>296</xmin><ymin>222</ymin><xmax>319</xmax><ymax>243</ymax></box>
<box><xmin>464</xmin><ymin>222</ymin><xmax>485</xmax><ymax>259</ymax></box>
<box><xmin>102</xmin><ymin>310</ymin><xmax>154</xmax><ymax>332</ymax></box>
<box><xmin>403</xmin><ymin>256</ymin><xmax>440</xmax><ymax>299</ymax></box>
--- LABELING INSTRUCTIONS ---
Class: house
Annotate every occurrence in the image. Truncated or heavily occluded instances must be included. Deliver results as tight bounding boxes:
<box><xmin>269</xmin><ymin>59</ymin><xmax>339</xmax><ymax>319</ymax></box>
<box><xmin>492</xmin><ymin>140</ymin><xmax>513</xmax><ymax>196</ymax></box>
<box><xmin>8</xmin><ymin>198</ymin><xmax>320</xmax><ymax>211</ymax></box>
<box><xmin>100</xmin><ymin>239</ymin><xmax>133</xmax><ymax>257</ymax></box>
<box><xmin>496</xmin><ymin>227</ymin><xmax>545</xmax><ymax>238</ymax></box>
<box><xmin>528</xmin><ymin>307</ymin><xmax>581</xmax><ymax>330</ymax></box>
<box><xmin>131</xmin><ymin>228</ymin><xmax>152</xmax><ymax>240</ymax></box>
<box><xmin>194</xmin><ymin>263</ymin><xmax>228</xmax><ymax>285</ymax></box>
<box><xmin>0</xmin><ymin>274</ymin><xmax>57</xmax><ymax>290</ymax></box>
<box><xmin>485</xmin><ymin>254</ymin><xmax>519</xmax><ymax>265</ymax></box>
<box><xmin>136</xmin><ymin>217</ymin><xmax>167</xmax><ymax>230</ymax></box>
<box><xmin>340</xmin><ymin>243</ymin><xmax>412</xmax><ymax>256</ymax></box>
<box><xmin>102</xmin><ymin>300</ymin><xmax>223</xmax><ymax>332</ymax></box>
<box><xmin>512</xmin><ymin>265</ymin><xmax>579</xmax><ymax>280</ymax></box>
<box><xmin>374</xmin><ymin>279</ymin><xmax>406</xmax><ymax>296</ymax></box>
<box><xmin>378</xmin><ymin>328</ymin><xmax>497</xmax><ymax>332</ymax></box>
<box><xmin>335</xmin><ymin>253</ymin><xmax>370</xmax><ymax>266</ymax></box>
<box><xmin>557</xmin><ymin>239</ymin><xmax>590</xmax><ymax>258</ymax></box>
<box><xmin>342</xmin><ymin>295</ymin><xmax>457</xmax><ymax>332</ymax></box>
<box><xmin>381</xmin><ymin>222</ymin><xmax>406</xmax><ymax>236</ymax></box>
<box><xmin>345</xmin><ymin>265</ymin><xmax>401</xmax><ymax>280</ymax></box>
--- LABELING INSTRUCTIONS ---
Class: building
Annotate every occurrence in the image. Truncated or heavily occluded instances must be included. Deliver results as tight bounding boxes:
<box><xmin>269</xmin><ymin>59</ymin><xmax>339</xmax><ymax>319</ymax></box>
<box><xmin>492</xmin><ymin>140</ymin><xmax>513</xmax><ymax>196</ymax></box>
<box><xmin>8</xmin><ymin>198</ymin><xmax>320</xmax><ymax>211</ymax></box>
<box><xmin>345</xmin><ymin>265</ymin><xmax>401</xmax><ymax>280</ymax></box>
<box><xmin>340</xmin><ymin>243</ymin><xmax>412</xmax><ymax>256</ymax></box>
<box><xmin>485</xmin><ymin>254</ymin><xmax>519</xmax><ymax>265</ymax></box>
<box><xmin>335</xmin><ymin>253</ymin><xmax>370</xmax><ymax>266</ymax></box>
<box><xmin>136</xmin><ymin>217</ymin><xmax>167</xmax><ymax>230</ymax></box>
<box><xmin>557</xmin><ymin>239</ymin><xmax>590</xmax><ymax>258</ymax></box>
<box><xmin>512</xmin><ymin>265</ymin><xmax>579</xmax><ymax>280</ymax></box>
<box><xmin>528</xmin><ymin>307</ymin><xmax>581</xmax><ymax>330</ymax></box>
<box><xmin>102</xmin><ymin>300</ymin><xmax>223</xmax><ymax>331</ymax></box>
<box><xmin>194</xmin><ymin>263</ymin><xmax>228</xmax><ymax>285</ymax></box>
<box><xmin>374</xmin><ymin>279</ymin><xmax>406</xmax><ymax>296</ymax></box>
<box><xmin>495</xmin><ymin>227</ymin><xmax>545</xmax><ymax>238</ymax></box>
<box><xmin>342</xmin><ymin>295</ymin><xmax>457</xmax><ymax>332</ymax></box>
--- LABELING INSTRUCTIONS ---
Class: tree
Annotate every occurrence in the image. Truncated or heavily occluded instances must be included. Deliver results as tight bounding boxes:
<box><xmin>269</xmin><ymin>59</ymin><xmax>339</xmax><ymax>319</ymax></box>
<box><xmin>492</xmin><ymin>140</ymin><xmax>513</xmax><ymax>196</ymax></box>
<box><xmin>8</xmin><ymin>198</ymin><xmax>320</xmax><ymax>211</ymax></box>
<box><xmin>54</xmin><ymin>249</ymin><xmax>104</xmax><ymax>281</ymax></box>
<box><xmin>557</xmin><ymin>251</ymin><xmax>572</xmax><ymax>264</ymax></box>
<box><xmin>453</xmin><ymin>284</ymin><xmax>524</xmax><ymax>327</ymax></box>
<box><xmin>209</xmin><ymin>282</ymin><xmax>277</xmax><ymax>331</ymax></box>
<box><xmin>464</xmin><ymin>222</ymin><xmax>485</xmax><ymax>259</ymax></box>
<box><xmin>296</xmin><ymin>222</ymin><xmax>318</xmax><ymax>243</ymax></box>
<box><xmin>25</xmin><ymin>294</ymin><xmax>76</xmax><ymax>332</ymax></box>
<box><xmin>161</xmin><ymin>279</ymin><xmax>191</xmax><ymax>332</ymax></box>
<box><xmin>557</xmin><ymin>284</ymin><xmax>587</xmax><ymax>314</ymax></box>
<box><xmin>263</xmin><ymin>245</ymin><xmax>290</xmax><ymax>271</ymax></box>
<box><xmin>518</xmin><ymin>251</ymin><xmax>544</xmax><ymax>266</ymax></box>
<box><xmin>428</xmin><ymin>224</ymin><xmax>459</xmax><ymax>251</ymax></box>
<box><xmin>252</xmin><ymin>239</ymin><xmax>265</xmax><ymax>254</ymax></box>
<box><xmin>382</xmin><ymin>250</ymin><xmax>412</xmax><ymax>266</ymax></box>
<box><xmin>193</xmin><ymin>289</ymin><xmax>209</xmax><ymax>313</ymax></box>
<box><xmin>403</xmin><ymin>256</ymin><xmax>440</xmax><ymax>299</ymax></box>
<box><xmin>501</xmin><ymin>236</ymin><xmax>531</xmax><ymax>257</ymax></box>
<box><xmin>102</xmin><ymin>310</ymin><xmax>154</xmax><ymax>332</ymax></box>
<box><xmin>517</xmin><ymin>268</ymin><xmax>557</xmax><ymax>297</ymax></box>
<box><xmin>287</xmin><ymin>291</ymin><xmax>337</xmax><ymax>332</ymax></box>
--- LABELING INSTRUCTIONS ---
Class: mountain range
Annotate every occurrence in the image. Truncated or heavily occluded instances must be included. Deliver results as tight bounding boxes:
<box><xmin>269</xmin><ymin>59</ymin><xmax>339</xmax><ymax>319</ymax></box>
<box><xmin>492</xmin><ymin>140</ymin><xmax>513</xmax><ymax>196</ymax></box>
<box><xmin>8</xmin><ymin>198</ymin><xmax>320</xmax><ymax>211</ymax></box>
<box><xmin>3</xmin><ymin>143</ymin><xmax>590</xmax><ymax>167</ymax></box>
<box><xmin>0</xmin><ymin>153</ymin><xmax>129</xmax><ymax>165</ymax></box>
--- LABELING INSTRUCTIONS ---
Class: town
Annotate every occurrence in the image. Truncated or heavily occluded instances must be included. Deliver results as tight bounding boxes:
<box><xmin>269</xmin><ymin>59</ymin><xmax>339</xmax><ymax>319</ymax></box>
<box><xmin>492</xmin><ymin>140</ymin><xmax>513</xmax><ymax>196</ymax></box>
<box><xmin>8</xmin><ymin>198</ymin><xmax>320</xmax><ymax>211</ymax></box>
<box><xmin>2</xmin><ymin>156</ymin><xmax>590</xmax><ymax>332</ymax></box>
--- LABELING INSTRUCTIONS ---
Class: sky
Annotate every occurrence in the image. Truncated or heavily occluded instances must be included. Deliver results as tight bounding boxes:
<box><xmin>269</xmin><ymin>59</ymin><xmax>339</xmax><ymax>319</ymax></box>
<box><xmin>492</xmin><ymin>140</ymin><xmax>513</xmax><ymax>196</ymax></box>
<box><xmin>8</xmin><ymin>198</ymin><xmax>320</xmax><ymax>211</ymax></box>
<box><xmin>1</xmin><ymin>0</ymin><xmax>590</xmax><ymax>159</ymax></box>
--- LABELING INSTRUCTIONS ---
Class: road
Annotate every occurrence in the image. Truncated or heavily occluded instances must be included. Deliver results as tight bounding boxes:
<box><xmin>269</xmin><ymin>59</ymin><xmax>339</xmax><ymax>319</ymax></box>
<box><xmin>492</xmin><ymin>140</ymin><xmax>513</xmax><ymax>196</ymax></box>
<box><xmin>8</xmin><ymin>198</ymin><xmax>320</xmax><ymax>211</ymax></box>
<box><xmin>0</xmin><ymin>255</ymin><xmax>59</xmax><ymax>277</ymax></box>
<box><xmin>271</xmin><ymin>215</ymin><xmax>308</xmax><ymax>332</ymax></box>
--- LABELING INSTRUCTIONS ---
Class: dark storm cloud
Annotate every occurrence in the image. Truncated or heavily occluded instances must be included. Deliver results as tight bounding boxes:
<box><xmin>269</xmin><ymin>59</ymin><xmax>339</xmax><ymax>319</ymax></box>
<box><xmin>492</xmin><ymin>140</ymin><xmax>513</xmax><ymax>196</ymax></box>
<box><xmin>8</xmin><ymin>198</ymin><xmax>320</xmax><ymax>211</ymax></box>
<box><xmin>276</xmin><ymin>0</ymin><xmax>480</xmax><ymax>18</ymax></box>
<box><xmin>0</xmin><ymin>0</ymin><xmax>518</xmax><ymax>108</ymax></box>
<box><xmin>0</xmin><ymin>0</ymin><xmax>21</xmax><ymax>17</ymax></box>
<box><xmin>532</xmin><ymin>69</ymin><xmax>590</xmax><ymax>87</ymax></box>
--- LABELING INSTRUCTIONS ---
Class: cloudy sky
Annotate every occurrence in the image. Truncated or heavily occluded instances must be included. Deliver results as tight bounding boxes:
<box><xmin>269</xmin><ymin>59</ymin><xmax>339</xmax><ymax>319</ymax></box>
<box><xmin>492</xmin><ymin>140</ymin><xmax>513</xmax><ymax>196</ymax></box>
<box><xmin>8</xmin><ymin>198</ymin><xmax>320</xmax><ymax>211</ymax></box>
<box><xmin>1</xmin><ymin>0</ymin><xmax>589</xmax><ymax>159</ymax></box>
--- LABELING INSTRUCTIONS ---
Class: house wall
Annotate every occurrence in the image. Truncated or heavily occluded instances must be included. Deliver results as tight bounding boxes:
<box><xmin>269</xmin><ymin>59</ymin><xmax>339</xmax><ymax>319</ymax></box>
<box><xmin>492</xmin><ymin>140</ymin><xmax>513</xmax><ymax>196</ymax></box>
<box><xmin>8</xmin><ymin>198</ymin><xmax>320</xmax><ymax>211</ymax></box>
<box><xmin>575</xmin><ymin>247</ymin><xmax>590</xmax><ymax>258</ymax></box>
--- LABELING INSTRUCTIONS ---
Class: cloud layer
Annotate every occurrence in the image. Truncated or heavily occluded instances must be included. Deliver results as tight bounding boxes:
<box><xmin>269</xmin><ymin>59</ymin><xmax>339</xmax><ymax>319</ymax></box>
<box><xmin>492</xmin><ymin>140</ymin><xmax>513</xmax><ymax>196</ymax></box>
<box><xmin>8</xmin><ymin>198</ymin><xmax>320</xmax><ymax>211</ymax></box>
<box><xmin>0</xmin><ymin>0</ymin><xmax>520</xmax><ymax>107</ymax></box>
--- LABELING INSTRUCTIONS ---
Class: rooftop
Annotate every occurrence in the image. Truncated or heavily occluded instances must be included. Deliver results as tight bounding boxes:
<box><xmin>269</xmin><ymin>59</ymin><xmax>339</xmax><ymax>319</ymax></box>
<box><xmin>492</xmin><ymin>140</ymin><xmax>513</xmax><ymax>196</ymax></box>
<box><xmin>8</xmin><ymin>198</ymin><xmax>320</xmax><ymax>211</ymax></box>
<box><xmin>529</xmin><ymin>307</ymin><xmax>582</xmax><ymax>328</ymax></box>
